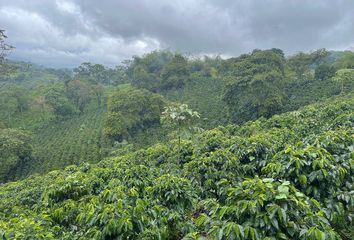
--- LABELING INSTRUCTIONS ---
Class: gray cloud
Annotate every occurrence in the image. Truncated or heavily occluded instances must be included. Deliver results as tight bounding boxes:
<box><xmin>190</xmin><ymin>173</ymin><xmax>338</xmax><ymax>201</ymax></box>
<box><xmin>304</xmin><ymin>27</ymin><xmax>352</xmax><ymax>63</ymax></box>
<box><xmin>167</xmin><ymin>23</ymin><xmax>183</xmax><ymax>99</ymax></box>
<box><xmin>0</xmin><ymin>0</ymin><xmax>353</xmax><ymax>67</ymax></box>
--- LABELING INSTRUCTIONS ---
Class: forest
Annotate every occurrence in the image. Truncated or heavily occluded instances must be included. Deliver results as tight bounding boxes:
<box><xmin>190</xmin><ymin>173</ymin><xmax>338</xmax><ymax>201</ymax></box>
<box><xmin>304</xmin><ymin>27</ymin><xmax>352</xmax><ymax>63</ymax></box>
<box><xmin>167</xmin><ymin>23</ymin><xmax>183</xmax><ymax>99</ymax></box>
<box><xmin>0</xmin><ymin>29</ymin><xmax>354</xmax><ymax>239</ymax></box>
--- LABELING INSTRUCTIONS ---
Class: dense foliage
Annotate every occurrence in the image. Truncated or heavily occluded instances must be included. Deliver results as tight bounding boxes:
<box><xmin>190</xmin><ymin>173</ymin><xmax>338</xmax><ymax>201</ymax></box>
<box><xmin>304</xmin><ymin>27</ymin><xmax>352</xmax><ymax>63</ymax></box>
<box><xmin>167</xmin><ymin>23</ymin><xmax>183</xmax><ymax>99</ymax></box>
<box><xmin>1</xmin><ymin>43</ymin><xmax>353</xmax><ymax>239</ymax></box>
<box><xmin>222</xmin><ymin>49</ymin><xmax>287</xmax><ymax>123</ymax></box>
<box><xmin>127</xmin><ymin>50</ymin><xmax>190</xmax><ymax>92</ymax></box>
<box><xmin>104</xmin><ymin>86</ymin><xmax>166</xmax><ymax>141</ymax></box>
<box><xmin>30</xmin><ymin>109</ymin><xmax>107</xmax><ymax>175</ymax></box>
<box><xmin>0</xmin><ymin>48</ymin><xmax>353</xmax><ymax>181</ymax></box>
<box><xmin>0</xmin><ymin>128</ymin><xmax>32</xmax><ymax>182</ymax></box>
<box><xmin>0</xmin><ymin>93</ymin><xmax>353</xmax><ymax>239</ymax></box>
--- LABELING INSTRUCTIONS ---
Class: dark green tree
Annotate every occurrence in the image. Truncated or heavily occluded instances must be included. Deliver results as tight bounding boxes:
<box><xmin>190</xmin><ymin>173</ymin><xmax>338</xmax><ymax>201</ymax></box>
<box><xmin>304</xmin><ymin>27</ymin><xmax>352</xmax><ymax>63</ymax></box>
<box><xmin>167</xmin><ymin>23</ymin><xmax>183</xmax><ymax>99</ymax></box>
<box><xmin>287</xmin><ymin>48</ymin><xmax>329</xmax><ymax>79</ymax></box>
<box><xmin>74</xmin><ymin>62</ymin><xmax>107</xmax><ymax>83</ymax></box>
<box><xmin>45</xmin><ymin>87</ymin><xmax>75</xmax><ymax>118</ymax></box>
<box><xmin>65</xmin><ymin>80</ymin><xmax>93</xmax><ymax>113</ymax></box>
<box><xmin>314</xmin><ymin>64</ymin><xmax>336</xmax><ymax>80</ymax></box>
<box><xmin>223</xmin><ymin>49</ymin><xmax>286</xmax><ymax>123</ymax></box>
<box><xmin>0</xmin><ymin>128</ymin><xmax>32</xmax><ymax>182</ymax></box>
<box><xmin>0</xmin><ymin>92</ymin><xmax>17</xmax><ymax>125</ymax></box>
<box><xmin>104</xmin><ymin>86</ymin><xmax>165</xmax><ymax>141</ymax></box>
<box><xmin>160</xmin><ymin>54</ymin><xmax>190</xmax><ymax>90</ymax></box>
<box><xmin>126</xmin><ymin>50</ymin><xmax>177</xmax><ymax>91</ymax></box>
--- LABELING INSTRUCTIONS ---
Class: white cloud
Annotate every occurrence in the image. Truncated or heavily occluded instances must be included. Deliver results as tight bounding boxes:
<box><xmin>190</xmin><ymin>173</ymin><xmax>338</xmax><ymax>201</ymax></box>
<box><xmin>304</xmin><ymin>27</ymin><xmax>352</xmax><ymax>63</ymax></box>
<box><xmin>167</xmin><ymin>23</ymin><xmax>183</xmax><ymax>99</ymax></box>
<box><xmin>56</xmin><ymin>0</ymin><xmax>79</xmax><ymax>14</ymax></box>
<box><xmin>0</xmin><ymin>5</ymin><xmax>161</xmax><ymax>67</ymax></box>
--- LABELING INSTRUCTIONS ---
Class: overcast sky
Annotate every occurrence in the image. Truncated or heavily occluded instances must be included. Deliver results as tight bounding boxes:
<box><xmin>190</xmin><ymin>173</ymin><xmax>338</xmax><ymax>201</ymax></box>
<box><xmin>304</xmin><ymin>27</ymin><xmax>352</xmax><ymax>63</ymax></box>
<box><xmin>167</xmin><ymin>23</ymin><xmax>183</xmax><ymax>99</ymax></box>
<box><xmin>1</xmin><ymin>0</ymin><xmax>353</xmax><ymax>68</ymax></box>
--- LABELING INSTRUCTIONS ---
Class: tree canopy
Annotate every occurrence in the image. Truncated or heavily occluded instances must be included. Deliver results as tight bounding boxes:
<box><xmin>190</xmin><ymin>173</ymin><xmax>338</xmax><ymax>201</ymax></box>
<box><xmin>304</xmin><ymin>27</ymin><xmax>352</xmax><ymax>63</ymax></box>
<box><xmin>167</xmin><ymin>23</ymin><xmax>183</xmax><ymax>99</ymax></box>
<box><xmin>222</xmin><ymin>49</ymin><xmax>287</xmax><ymax>123</ymax></box>
<box><xmin>103</xmin><ymin>86</ymin><xmax>166</xmax><ymax>141</ymax></box>
<box><xmin>0</xmin><ymin>128</ymin><xmax>32</xmax><ymax>182</ymax></box>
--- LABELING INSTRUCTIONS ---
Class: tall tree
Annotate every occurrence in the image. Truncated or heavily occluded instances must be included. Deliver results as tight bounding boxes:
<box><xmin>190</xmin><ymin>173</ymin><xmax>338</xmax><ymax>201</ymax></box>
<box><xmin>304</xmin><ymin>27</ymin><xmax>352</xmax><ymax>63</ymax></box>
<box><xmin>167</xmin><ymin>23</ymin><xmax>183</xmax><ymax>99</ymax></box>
<box><xmin>65</xmin><ymin>80</ymin><xmax>93</xmax><ymax>113</ymax></box>
<box><xmin>0</xmin><ymin>92</ymin><xmax>17</xmax><ymax>125</ymax></box>
<box><xmin>334</xmin><ymin>51</ymin><xmax>354</xmax><ymax>69</ymax></box>
<box><xmin>126</xmin><ymin>50</ymin><xmax>175</xmax><ymax>91</ymax></box>
<box><xmin>0</xmin><ymin>128</ymin><xmax>32</xmax><ymax>182</ymax></box>
<box><xmin>0</xmin><ymin>30</ymin><xmax>13</xmax><ymax>64</ymax></box>
<box><xmin>223</xmin><ymin>49</ymin><xmax>286</xmax><ymax>123</ymax></box>
<box><xmin>160</xmin><ymin>54</ymin><xmax>190</xmax><ymax>90</ymax></box>
<box><xmin>287</xmin><ymin>48</ymin><xmax>329</xmax><ymax>79</ymax></box>
<box><xmin>0</xmin><ymin>30</ymin><xmax>16</xmax><ymax>79</ymax></box>
<box><xmin>104</xmin><ymin>86</ymin><xmax>165</xmax><ymax>141</ymax></box>
<box><xmin>32</xmin><ymin>96</ymin><xmax>50</xmax><ymax>121</ymax></box>
<box><xmin>8</xmin><ymin>86</ymin><xmax>28</xmax><ymax>113</ymax></box>
<box><xmin>45</xmin><ymin>87</ymin><xmax>75</xmax><ymax>118</ymax></box>
<box><xmin>332</xmin><ymin>68</ymin><xmax>354</xmax><ymax>94</ymax></box>
<box><xmin>314</xmin><ymin>64</ymin><xmax>336</xmax><ymax>81</ymax></box>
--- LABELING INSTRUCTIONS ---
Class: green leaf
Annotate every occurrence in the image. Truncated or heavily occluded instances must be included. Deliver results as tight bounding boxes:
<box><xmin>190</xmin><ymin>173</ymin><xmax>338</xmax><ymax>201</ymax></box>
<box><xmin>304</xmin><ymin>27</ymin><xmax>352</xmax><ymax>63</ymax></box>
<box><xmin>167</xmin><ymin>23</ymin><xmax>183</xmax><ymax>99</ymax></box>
<box><xmin>298</xmin><ymin>175</ymin><xmax>307</xmax><ymax>185</ymax></box>
<box><xmin>315</xmin><ymin>229</ymin><xmax>325</xmax><ymax>240</ymax></box>
<box><xmin>275</xmin><ymin>193</ymin><xmax>287</xmax><ymax>200</ymax></box>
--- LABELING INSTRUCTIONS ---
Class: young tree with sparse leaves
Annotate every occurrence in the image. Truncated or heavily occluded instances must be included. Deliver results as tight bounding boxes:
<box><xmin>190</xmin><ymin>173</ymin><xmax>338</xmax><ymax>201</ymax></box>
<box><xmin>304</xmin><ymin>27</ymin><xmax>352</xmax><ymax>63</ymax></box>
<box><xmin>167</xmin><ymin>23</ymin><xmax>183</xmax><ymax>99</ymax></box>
<box><xmin>162</xmin><ymin>103</ymin><xmax>200</xmax><ymax>163</ymax></box>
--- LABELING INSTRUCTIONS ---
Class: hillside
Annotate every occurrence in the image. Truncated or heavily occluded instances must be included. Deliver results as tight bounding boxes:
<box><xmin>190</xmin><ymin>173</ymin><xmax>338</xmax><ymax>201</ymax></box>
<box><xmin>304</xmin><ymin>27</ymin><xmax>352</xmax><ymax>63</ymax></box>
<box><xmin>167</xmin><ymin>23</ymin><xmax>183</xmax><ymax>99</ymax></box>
<box><xmin>2</xmin><ymin>50</ymin><xmax>354</xmax><ymax>178</ymax></box>
<box><xmin>0</xmin><ymin>93</ymin><xmax>353</xmax><ymax>239</ymax></box>
<box><xmin>1</xmin><ymin>48</ymin><xmax>354</xmax><ymax>239</ymax></box>
<box><xmin>2</xmin><ymin>2</ymin><xmax>354</xmax><ymax>239</ymax></box>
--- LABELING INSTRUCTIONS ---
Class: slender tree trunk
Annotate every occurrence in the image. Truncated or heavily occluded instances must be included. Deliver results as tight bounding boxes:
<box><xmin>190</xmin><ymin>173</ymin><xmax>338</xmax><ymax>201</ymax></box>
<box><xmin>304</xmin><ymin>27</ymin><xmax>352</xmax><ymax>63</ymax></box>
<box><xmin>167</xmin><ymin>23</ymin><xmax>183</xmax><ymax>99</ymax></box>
<box><xmin>7</xmin><ymin>112</ymin><xmax>11</xmax><ymax>125</ymax></box>
<box><xmin>97</xmin><ymin>93</ymin><xmax>101</xmax><ymax>108</ymax></box>
<box><xmin>178</xmin><ymin>123</ymin><xmax>181</xmax><ymax>165</ymax></box>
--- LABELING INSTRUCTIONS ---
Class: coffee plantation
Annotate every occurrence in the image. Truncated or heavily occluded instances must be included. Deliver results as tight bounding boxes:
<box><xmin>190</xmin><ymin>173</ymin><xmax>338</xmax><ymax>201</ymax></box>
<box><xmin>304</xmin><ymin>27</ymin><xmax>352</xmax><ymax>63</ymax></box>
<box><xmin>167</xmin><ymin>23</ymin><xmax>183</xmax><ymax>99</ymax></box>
<box><xmin>0</xmin><ymin>93</ymin><xmax>353</xmax><ymax>239</ymax></box>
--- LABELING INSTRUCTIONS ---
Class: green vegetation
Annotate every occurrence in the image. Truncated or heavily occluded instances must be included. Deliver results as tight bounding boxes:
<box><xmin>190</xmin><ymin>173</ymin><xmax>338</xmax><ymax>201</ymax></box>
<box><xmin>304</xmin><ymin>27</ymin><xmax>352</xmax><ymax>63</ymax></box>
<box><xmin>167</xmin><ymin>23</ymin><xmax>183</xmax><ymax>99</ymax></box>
<box><xmin>162</xmin><ymin>103</ymin><xmax>200</xmax><ymax>163</ymax></box>
<box><xmin>222</xmin><ymin>49</ymin><xmax>286</xmax><ymax>123</ymax></box>
<box><xmin>1</xmin><ymin>35</ymin><xmax>354</xmax><ymax>239</ymax></box>
<box><xmin>0</xmin><ymin>128</ymin><xmax>32</xmax><ymax>182</ymax></box>
<box><xmin>333</xmin><ymin>69</ymin><xmax>354</xmax><ymax>94</ymax></box>
<box><xmin>30</xmin><ymin>109</ymin><xmax>106</xmax><ymax>174</ymax></box>
<box><xmin>0</xmin><ymin>93</ymin><xmax>353</xmax><ymax>239</ymax></box>
<box><xmin>104</xmin><ymin>86</ymin><xmax>166</xmax><ymax>141</ymax></box>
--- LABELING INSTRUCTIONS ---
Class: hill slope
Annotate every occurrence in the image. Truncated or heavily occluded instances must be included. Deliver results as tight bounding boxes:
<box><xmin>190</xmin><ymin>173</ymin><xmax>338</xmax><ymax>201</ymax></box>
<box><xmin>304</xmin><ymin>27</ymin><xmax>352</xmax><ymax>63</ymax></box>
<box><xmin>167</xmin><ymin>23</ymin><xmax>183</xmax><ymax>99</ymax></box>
<box><xmin>0</xmin><ymin>93</ymin><xmax>353</xmax><ymax>239</ymax></box>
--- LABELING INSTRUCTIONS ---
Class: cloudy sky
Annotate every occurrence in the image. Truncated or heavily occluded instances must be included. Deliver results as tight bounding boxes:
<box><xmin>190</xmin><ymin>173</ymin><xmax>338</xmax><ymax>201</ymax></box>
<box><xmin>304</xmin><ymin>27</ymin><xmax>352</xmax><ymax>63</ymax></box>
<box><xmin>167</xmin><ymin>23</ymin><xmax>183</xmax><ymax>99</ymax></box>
<box><xmin>1</xmin><ymin>0</ymin><xmax>353</xmax><ymax>68</ymax></box>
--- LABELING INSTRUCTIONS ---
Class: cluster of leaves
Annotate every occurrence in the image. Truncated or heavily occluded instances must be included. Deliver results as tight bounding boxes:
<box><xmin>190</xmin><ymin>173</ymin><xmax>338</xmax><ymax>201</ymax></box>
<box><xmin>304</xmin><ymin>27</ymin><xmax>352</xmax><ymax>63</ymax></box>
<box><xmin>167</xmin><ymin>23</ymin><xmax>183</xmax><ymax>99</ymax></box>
<box><xmin>0</xmin><ymin>92</ymin><xmax>352</xmax><ymax>239</ymax></box>
<box><xmin>103</xmin><ymin>85</ymin><xmax>166</xmax><ymax>141</ymax></box>
<box><xmin>162</xmin><ymin>104</ymin><xmax>200</xmax><ymax>129</ymax></box>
